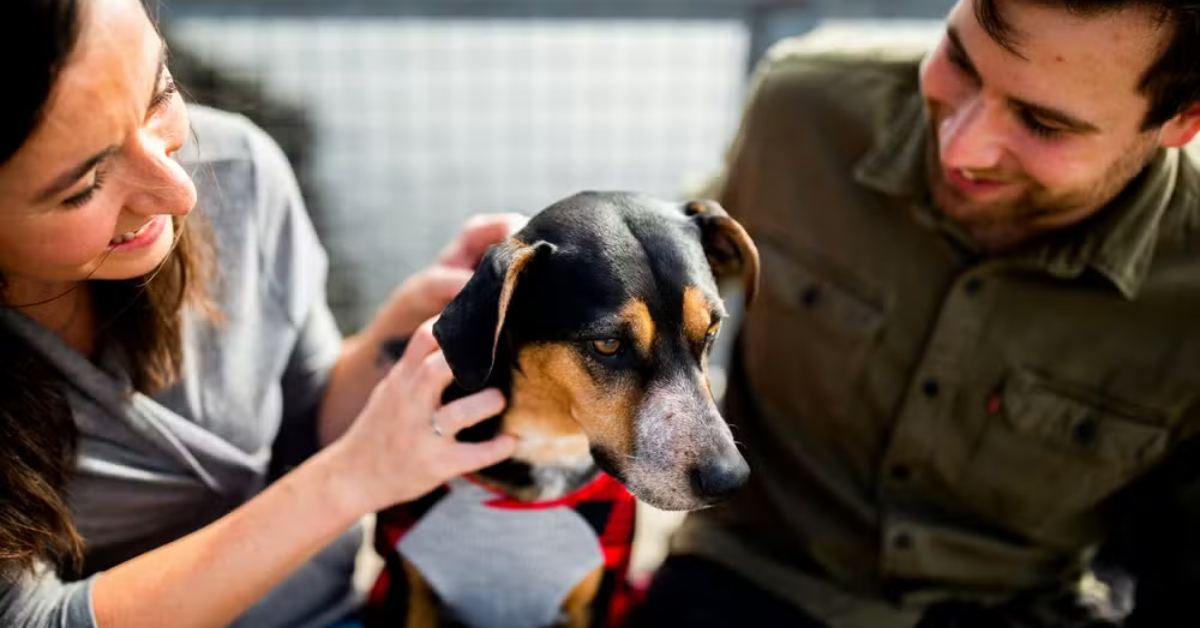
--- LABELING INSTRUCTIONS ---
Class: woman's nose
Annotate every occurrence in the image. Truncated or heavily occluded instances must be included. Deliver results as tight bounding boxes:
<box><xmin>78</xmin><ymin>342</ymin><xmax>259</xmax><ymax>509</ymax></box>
<box><xmin>121</xmin><ymin>120</ymin><xmax>196</xmax><ymax>218</ymax></box>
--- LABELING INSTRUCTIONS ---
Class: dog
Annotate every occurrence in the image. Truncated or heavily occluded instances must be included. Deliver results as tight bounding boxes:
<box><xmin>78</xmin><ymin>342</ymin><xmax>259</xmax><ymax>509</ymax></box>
<box><xmin>364</xmin><ymin>191</ymin><xmax>760</xmax><ymax>628</ymax></box>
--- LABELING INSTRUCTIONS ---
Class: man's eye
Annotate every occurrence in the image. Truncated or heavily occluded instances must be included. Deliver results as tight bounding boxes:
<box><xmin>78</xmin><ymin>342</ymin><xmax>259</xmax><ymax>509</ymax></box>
<box><xmin>949</xmin><ymin>51</ymin><xmax>969</xmax><ymax>72</ymax></box>
<box><xmin>1019</xmin><ymin>110</ymin><xmax>1064</xmax><ymax>139</ymax></box>
<box><xmin>946</xmin><ymin>49</ymin><xmax>978</xmax><ymax>82</ymax></box>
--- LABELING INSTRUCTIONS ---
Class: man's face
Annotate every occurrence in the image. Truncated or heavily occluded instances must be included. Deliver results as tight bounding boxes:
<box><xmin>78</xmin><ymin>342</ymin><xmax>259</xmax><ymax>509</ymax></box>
<box><xmin>919</xmin><ymin>0</ymin><xmax>1180</xmax><ymax>250</ymax></box>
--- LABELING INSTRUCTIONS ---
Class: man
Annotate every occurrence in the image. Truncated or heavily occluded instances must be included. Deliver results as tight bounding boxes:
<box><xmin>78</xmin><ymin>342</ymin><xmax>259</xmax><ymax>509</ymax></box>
<box><xmin>627</xmin><ymin>1</ymin><xmax>1200</xmax><ymax>626</ymax></box>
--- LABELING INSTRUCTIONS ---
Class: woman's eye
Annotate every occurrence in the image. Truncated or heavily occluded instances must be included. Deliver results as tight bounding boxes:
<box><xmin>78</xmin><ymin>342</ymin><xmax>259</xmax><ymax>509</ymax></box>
<box><xmin>148</xmin><ymin>76</ymin><xmax>179</xmax><ymax>115</ymax></box>
<box><xmin>62</xmin><ymin>170</ymin><xmax>107</xmax><ymax>209</ymax></box>
<box><xmin>592</xmin><ymin>339</ymin><xmax>622</xmax><ymax>356</ymax></box>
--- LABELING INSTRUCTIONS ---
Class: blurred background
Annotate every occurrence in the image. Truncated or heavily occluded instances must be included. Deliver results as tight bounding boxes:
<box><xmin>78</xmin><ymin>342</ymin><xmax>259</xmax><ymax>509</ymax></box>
<box><xmin>157</xmin><ymin>0</ymin><xmax>950</xmax><ymax>334</ymax></box>
<box><xmin>156</xmin><ymin>0</ymin><xmax>948</xmax><ymax>583</ymax></box>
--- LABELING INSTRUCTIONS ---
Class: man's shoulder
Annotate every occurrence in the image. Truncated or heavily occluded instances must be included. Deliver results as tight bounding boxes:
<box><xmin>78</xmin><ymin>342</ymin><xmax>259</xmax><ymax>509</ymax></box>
<box><xmin>727</xmin><ymin>35</ymin><xmax>927</xmax><ymax>178</ymax></box>
<box><xmin>750</xmin><ymin>28</ymin><xmax>930</xmax><ymax>105</ymax></box>
<box><xmin>739</xmin><ymin>34</ymin><xmax>927</xmax><ymax>146</ymax></box>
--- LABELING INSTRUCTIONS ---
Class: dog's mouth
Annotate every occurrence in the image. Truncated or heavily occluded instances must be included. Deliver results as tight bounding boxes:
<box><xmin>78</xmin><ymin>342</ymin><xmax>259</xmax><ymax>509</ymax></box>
<box><xmin>591</xmin><ymin>436</ymin><xmax>750</xmax><ymax>512</ymax></box>
<box><xmin>472</xmin><ymin>457</ymin><xmax>601</xmax><ymax>503</ymax></box>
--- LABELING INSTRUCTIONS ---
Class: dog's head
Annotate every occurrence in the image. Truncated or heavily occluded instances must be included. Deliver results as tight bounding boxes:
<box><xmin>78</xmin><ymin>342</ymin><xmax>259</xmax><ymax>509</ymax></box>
<box><xmin>434</xmin><ymin>191</ymin><xmax>757</xmax><ymax>510</ymax></box>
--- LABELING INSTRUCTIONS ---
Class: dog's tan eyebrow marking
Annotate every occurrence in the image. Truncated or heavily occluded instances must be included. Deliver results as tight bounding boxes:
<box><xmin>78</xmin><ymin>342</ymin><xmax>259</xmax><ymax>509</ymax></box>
<box><xmin>682</xmin><ymin>287</ymin><xmax>714</xmax><ymax>343</ymax></box>
<box><xmin>620</xmin><ymin>299</ymin><xmax>656</xmax><ymax>355</ymax></box>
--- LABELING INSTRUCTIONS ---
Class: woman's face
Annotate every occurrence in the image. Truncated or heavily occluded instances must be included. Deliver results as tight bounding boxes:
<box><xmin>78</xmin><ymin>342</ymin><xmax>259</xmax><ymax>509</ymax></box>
<box><xmin>0</xmin><ymin>0</ymin><xmax>195</xmax><ymax>300</ymax></box>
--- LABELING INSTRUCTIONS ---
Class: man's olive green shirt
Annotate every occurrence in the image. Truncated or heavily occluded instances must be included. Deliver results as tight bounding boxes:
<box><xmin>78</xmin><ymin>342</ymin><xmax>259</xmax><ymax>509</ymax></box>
<box><xmin>674</xmin><ymin>42</ymin><xmax>1200</xmax><ymax>628</ymax></box>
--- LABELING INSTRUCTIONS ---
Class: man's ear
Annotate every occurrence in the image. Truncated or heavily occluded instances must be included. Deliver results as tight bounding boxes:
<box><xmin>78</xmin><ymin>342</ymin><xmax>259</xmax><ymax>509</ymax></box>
<box><xmin>684</xmin><ymin>200</ymin><xmax>761</xmax><ymax>304</ymax></box>
<box><xmin>433</xmin><ymin>239</ymin><xmax>555</xmax><ymax>390</ymax></box>
<box><xmin>1161</xmin><ymin>102</ymin><xmax>1200</xmax><ymax>148</ymax></box>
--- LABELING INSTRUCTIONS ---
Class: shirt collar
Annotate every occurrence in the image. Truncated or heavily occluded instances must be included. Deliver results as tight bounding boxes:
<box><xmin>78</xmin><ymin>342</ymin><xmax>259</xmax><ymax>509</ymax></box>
<box><xmin>852</xmin><ymin>88</ymin><xmax>1180</xmax><ymax>300</ymax></box>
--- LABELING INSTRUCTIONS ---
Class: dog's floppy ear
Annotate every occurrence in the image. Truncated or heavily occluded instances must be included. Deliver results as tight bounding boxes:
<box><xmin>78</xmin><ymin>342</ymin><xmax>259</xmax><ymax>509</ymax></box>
<box><xmin>434</xmin><ymin>239</ymin><xmax>555</xmax><ymax>390</ymax></box>
<box><xmin>684</xmin><ymin>199</ymin><xmax>760</xmax><ymax>303</ymax></box>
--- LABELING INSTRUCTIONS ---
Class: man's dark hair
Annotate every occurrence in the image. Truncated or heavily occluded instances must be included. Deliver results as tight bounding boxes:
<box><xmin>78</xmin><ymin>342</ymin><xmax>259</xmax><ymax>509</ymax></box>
<box><xmin>976</xmin><ymin>0</ymin><xmax>1200</xmax><ymax>128</ymax></box>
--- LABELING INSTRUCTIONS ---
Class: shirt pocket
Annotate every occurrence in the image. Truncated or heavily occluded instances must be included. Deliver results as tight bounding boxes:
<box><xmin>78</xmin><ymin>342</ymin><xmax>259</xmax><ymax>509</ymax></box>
<box><xmin>743</xmin><ymin>240</ymin><xmax>884</xmax><ymax>420</ymax></box>
<box><xmin>958</xmin><ymin>368</ymin><xmax>1170</xmax><ymax>532</ymax></box>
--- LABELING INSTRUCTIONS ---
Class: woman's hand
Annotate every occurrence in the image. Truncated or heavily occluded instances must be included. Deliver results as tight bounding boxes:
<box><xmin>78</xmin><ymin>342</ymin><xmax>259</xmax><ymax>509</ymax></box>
<box><xmin>367</xmin><ymin>213</ymin><xmax>528</xmax><ymax>342</ymax></box>
<box><xmin>318</xmin><ymin>213</ymin><xmax>527</xmax><ymax>447</ymax></box>
<box><xmin>328</xmin><ymin>319</ymin><xmax>517</xmax><ymax>513</ymax></box>
<box><xmin>92</xmin><ymin>318</ymin><xmax>515</xmax><ymax>628</ymax></box>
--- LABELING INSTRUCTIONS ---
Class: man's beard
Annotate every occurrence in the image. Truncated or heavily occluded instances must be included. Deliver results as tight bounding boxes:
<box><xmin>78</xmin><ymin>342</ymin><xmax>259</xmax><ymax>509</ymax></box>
<box><xmin>924</xmin><ymin>125</ymin><xmax>1159</xmax><ymax>251</ymax></box>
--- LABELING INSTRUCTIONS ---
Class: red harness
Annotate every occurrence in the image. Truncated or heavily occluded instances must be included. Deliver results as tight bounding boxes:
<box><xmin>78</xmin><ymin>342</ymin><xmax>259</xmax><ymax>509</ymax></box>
<box><xmin>365</xmin><ymin>472</ymin><xmax>638</xmax><ymax>628</ymax></box>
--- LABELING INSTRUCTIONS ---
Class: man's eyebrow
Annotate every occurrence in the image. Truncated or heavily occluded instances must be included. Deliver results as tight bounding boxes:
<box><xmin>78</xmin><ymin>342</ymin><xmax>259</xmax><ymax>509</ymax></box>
<box><xmin>34</xmin><ymin>146</ymin><xmax>119</xmax><ymax>203</ymax></box>
<box><xmin>948</xmin><ymin>26</ymin><xmax>1100</xmax><ymax>135</ymax></box>
<box><xmin>946</xmin><ymin>28</ymin><xmax>981</xmax><ymax>78</ymax></box>
<box><xmin>1011</xmin><ymin>98</ymin><xmax>1101</xmax><ymax>133</ymax></box>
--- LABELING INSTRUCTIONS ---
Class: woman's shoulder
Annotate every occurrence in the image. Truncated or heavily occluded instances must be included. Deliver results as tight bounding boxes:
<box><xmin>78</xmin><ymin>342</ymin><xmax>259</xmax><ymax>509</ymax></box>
<box><xmin>175</xmin><ymin>106</ymin><xmax>302</xmax><ymax>219</ymax></box>
<box><xmin>176</xmin><ymin>105</ymin><xmax>284</xmax><ymax>170</ymax></box>
<box><xmin>176</xmin><ymin>106</ymin><xmax>327</xmax><ymax>321</ymax></box>
<box><xmin>176</xmin><ymin>104</ymin><xmax>313</xmax><ymax>252</ymax></box>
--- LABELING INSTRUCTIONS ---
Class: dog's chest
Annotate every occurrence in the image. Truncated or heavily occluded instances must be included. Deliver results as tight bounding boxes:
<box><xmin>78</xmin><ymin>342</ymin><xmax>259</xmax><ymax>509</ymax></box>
<box><xmin>396</xmin><ymin>478</ymin><xmax>610</xmax><ymax>627</ymax></box>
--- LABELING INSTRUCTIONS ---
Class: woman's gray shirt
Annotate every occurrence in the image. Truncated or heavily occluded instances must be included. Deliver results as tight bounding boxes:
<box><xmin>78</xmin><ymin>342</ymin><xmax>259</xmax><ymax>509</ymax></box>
<box><xmin>0</xmin><ymin>106</ymin><xmax>360</xmax><ymax>628</ymax></box>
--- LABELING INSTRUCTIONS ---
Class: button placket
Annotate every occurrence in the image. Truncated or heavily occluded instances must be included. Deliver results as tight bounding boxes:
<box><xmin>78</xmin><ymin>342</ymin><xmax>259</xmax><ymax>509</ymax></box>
<box><xmin>877</xmin><ymin>269</ymin><xmax>993</xmax><ymax>566</ymax></box>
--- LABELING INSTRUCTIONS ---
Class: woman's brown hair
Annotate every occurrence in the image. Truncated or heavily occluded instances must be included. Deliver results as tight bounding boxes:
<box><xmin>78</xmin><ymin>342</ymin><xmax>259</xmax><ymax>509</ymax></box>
<box><xmin>0</xmin><ymin>0</ymin><xmax>215</xmax><ymax>580</ymax></box>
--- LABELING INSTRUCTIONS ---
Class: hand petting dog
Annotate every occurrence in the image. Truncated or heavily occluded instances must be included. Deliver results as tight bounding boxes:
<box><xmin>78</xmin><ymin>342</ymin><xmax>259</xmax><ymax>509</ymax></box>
<box><xmin>368</xmin><ymin>213</ymin><xmax>530</xmax><ymax>342</ymax></box>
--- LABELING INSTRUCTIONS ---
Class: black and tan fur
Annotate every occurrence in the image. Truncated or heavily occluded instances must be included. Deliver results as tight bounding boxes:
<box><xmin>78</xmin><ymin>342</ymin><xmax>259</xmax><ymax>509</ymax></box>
<box><xmin>397</xmin><ymin>191</ymin><xmax>759</xmax><ymax>628</ymax></box>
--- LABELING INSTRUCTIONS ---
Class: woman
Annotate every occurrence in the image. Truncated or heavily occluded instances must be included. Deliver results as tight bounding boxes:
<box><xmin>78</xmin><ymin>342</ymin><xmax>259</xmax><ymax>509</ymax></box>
<box><xmin>0</xmin><ymin>1</ymin><xmax>518</xmax><ymax>627</ymax></box>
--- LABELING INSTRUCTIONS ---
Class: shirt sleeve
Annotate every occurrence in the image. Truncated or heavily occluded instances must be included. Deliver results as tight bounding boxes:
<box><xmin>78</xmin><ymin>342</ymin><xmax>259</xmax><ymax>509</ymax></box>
<box><xmin>239</xmin><ymin>117</ymin><xmax>345</xmax><ymax>479</ymax></box>
<box><xmin>0</xmin><ymin>565</ymin><xmax>97</xmax><ymax>628</ymax></box>
<box><xmin>271</xmin><ymin>300</ymin><xmax>343</xmax><ymax>477</ymax></box>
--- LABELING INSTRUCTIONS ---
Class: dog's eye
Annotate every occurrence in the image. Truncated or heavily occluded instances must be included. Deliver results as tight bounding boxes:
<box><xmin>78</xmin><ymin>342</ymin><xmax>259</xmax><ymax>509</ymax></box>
<box><xmin>705</xmin><ymin>325</ymin><xmax>721</xmax><ymax>345</ymax></box>
<box><xmin>592</xmin><ymin>339</ymin><xmax>622</xmax><ymax>356</ymax></box>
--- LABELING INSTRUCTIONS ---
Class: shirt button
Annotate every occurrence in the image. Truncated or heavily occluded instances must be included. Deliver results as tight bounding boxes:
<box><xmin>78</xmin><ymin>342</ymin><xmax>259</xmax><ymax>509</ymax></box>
<box><xmin>922</xmin><ymin>379</ymin><xmax>940</xmax><ymax>398</ymax></box>
<box><xmin>801</xmin><ymin>285</ymin><xmax>822</xmax><ymax>307</ymax></box>
<box><xmin>889</xmin><ymin>464</ymin><xmax>912</xmax><ymax>481</ymax></box>
<box><xmin>1072</xmin><ymin>418</ymin><xmax>1100</xmax><ymax>445</ymax></box>
<box><xmin>963</xmin><ymin>277</ymin><xmax>984</xmax><ymax>295</ymax></box>
<box><xmin>893</xmin><ymin>531</ymin><xmax>914</xmax><ymax>550</ymax></box>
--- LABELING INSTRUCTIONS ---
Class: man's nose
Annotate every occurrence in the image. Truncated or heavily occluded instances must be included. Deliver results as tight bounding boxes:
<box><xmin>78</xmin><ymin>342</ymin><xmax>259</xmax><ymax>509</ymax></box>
<box><xmin>939</xmin><ymin>97</ymin><xmax>1006</xmax><ymax>173</ymax></box>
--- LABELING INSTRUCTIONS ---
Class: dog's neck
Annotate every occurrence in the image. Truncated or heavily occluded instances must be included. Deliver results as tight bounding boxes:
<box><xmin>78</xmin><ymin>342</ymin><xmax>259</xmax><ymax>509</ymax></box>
<box><xmin>459</xmin><ymin>366</ymin><xmax>600</xmax><ymax>503</ymax></box>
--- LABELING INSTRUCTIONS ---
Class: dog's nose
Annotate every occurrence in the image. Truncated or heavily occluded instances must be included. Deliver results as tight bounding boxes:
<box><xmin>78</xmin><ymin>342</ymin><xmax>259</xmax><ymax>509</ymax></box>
<box><xmin>691</xmin><ymin>457</ymin><xmax>750</xmax><ymax>503</ymax></box>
